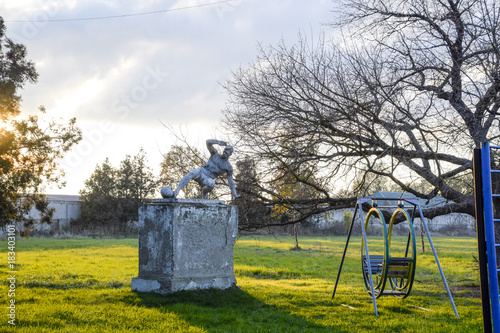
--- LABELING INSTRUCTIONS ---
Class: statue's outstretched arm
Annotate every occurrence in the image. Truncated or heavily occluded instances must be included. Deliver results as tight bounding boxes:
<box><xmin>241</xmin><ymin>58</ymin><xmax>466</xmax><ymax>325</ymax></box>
<box><xmin>227</xmin><ymin>174</ymin><xmax>240</xmax><ymax>198</ymax></box>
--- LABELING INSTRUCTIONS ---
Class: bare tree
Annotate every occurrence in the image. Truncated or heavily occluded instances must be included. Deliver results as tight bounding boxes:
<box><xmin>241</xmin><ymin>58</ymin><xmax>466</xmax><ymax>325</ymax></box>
<box><xmin>222</xmin><ymin>0</ymin><xmax>500</xmax><ymax>224</ymax></box>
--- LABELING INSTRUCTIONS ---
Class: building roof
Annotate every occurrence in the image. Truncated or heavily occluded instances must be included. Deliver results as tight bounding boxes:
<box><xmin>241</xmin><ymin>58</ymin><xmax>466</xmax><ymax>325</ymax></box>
<box><xmin>46</xmin><ymin>194</ymin><xmax>81</xmax><ymax>202</ymax></box>
<box><xmin>368</xmin><ymin>191</ymin><xmax>448</xmax><ymax>209</ymax></box>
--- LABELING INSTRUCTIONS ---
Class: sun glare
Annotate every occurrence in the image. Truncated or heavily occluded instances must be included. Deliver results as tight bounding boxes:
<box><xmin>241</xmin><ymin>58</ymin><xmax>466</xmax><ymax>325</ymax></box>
<box><xmin>0</xmin><ymin>120</ymin><xmax>14</xmax><ymax>132</ymax></box>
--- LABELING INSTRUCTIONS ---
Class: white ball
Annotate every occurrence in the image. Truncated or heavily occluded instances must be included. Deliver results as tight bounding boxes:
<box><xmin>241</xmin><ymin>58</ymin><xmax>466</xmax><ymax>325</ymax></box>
<box><xmin>161</xmin><ymin>186</ymin><xmax>174</xmax><ymax>198</ymax></box>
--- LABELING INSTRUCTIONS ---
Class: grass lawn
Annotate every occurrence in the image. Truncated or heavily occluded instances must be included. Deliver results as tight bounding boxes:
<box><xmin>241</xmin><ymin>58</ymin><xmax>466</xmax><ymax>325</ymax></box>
<box><xmin>0</xmin><ymin>235</ymin><xmax>483</xmax><ymax>332</ymax></box>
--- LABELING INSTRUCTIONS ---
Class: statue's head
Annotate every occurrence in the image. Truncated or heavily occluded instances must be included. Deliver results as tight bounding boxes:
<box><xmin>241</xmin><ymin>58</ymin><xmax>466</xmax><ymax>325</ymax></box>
<box><xmin>222</xmin><ymin>145</ymin><xmax>233</xmax><ymax>159</ymax></box>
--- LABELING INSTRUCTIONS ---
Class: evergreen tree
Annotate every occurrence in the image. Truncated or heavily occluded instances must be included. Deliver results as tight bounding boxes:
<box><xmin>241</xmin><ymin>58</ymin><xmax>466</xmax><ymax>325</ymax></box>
<box><xmin>78</xmin><ymin>158</ymin><xmax>121</xmax><ymax>228</ymax></box>
<box><xmin>233</xmin><ymin>157</ymin><xmax>270</xmax><ymax>230</ymax></box>
<box><xmin>0</xmin><ymin>17</ymin><xmax>81</xmax><ymax>227</ymax></box>
<box><xmin>76</xmin><ymin>150</ymin><xmax>158</xmax><ymax>232</ymax></box>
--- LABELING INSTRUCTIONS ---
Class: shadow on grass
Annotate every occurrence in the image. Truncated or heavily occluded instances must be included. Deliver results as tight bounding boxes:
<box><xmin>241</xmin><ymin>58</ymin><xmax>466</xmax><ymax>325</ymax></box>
<box><xmin>127</xmin><ymin>287</ymin><xmax>345</xmax><ymax>333</ymax></box>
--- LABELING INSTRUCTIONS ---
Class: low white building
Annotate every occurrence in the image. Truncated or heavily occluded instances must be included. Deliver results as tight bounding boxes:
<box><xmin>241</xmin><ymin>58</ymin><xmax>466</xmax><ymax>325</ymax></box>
<box><xmin>25</xmin><ymin>194</ymin><xmax>81</xmax><ymax>233</ymax></box>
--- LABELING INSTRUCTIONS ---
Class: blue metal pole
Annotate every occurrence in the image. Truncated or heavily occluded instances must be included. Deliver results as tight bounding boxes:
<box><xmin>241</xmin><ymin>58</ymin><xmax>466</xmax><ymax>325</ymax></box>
<box><xmin>473</xmin><ymin>147</ymin><xmax>493</xmax><ymax>333</ymax></box>
<box><xmin>481</xmin><ymin>141</ymin><xmax>500</xmax><ymax>330</ymax></box>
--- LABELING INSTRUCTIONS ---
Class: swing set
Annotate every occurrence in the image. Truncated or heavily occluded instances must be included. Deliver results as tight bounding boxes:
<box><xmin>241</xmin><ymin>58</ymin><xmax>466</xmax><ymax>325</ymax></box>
<box><xmin>332</xmin><ymin>196</ymin><xmax>459</xmax><ymax>318</ymax></box>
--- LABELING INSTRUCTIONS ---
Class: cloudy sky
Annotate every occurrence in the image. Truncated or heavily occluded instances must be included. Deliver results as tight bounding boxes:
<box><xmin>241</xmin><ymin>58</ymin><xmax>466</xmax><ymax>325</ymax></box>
<box><xmin>2</xmin><ymin>0</ymin><xmax>334</xmax><ymax>195</ymax></box>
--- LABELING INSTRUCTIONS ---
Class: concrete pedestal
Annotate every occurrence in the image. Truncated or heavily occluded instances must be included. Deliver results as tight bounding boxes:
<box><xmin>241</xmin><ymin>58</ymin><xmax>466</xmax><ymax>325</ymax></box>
<box><xmin>131</xmin><ymin>199</ymin><xmax>238</xmax><ymax>293</ymax></box>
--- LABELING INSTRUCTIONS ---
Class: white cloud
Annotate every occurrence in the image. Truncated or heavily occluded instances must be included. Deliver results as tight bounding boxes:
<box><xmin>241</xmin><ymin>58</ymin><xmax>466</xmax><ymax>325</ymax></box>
<box><xmin>52</xmin><ymin>77</ymin><xmax>105</xmax><ymax>116</ymax></box>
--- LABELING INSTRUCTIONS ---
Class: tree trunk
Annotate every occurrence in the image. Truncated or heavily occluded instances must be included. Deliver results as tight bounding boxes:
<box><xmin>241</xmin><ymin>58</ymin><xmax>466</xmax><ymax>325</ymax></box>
<box><xmin>294</xmin><ymin>224</ymin><xmax>300</xmax><ymax>250</ymax></box>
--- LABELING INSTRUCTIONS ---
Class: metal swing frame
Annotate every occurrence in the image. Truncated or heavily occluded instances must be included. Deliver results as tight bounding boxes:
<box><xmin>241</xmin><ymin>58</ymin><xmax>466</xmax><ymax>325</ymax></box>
<box><xmin>331</xmin><ymin>197</ymin><xmax>459</xmax><ymax>318</ymax></box>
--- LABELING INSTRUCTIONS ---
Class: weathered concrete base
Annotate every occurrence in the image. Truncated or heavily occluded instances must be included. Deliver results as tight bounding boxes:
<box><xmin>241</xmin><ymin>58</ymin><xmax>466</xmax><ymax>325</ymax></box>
<box><xmin>131</xmin><ymin>199</ymin><xmax>238</xmax><ymax>294</ymax></box>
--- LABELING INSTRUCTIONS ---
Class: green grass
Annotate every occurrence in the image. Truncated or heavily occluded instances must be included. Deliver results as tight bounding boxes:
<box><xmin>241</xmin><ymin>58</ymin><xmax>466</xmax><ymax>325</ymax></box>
<box><xmin>0</xmin><ymin>235</ymin><xmax>483</xmax><ymax>332</ymax></box>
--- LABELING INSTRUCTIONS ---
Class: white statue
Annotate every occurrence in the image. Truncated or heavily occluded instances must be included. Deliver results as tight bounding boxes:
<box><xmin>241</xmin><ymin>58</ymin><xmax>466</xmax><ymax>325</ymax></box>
<box><xmin>164</xmin><ymin>139</ymin><xmax>240</xmax><ymax>199</ymax></box>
